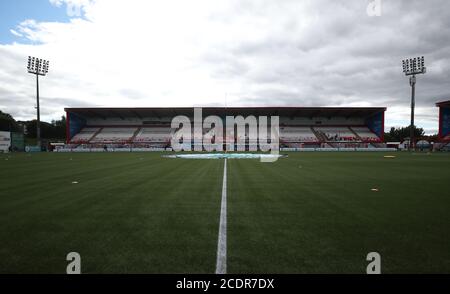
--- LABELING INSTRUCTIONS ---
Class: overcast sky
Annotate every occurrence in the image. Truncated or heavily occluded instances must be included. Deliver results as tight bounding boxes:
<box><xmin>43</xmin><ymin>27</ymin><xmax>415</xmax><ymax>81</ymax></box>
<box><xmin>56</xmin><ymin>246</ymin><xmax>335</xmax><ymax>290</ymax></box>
<box><xmin>0</xmin><ymin>0</ymin><xmax>449</xmax><ymax>133</ymax></box>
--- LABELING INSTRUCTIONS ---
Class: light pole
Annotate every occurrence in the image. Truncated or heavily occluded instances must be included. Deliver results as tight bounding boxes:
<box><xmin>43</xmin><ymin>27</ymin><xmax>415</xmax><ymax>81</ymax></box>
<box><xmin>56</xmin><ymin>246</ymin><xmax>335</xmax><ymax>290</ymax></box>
<box><xmin>402</xmin><ymin>56</ymin><xmax>426</xmax><ymax>151</ymax></box>
<box><xmin>27</xmin><ymin>56</ymin><xmax>50</xmax><ymax>149</ymax></box>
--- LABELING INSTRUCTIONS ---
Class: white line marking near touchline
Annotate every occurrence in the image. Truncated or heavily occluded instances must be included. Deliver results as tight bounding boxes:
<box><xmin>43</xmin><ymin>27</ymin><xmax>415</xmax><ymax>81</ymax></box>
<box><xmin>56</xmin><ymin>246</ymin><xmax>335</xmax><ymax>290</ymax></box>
<box><xmin>215</xmin><ymin>158</ymin><xmax>227</xmax><ymax>274</ymax></box>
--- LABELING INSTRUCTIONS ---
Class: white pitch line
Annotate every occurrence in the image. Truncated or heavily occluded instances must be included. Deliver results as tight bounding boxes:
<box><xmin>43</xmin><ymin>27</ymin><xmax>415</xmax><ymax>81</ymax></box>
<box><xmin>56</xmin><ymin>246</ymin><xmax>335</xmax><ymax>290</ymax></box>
<box><xmin>215</xmin><ymin>158</ymin><xmax>227</xmax><ymax>274</ymax></box>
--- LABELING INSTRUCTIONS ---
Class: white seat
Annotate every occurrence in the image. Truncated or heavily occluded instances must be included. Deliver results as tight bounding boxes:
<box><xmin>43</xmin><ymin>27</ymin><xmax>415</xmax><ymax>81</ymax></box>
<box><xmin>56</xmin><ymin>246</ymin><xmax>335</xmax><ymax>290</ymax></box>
<box><xmin>280</xmin><ymin>127</ymin><xmax>319</xmax><ymax>142</ymax></box>
<box><xmin>314</xmin><ymin>127</ymin><xmax>357</xmax><ymax>141</ymax></box>
<box><xmin>352</xmin><ymin>127</ymin><xmax>380</xmax><ymax>141</ymax></box>
<box><xmin>91</xmin><ymin>127</ymin><xmax>137</xmax><ymax>142</ymax></box>
<box><xmin>71</xmin><ymin>127</ymin><xmax>100</xmax><ymax>143</ymax></box>
<box><xmin>133</xmin><ymin>127</ymin><xmax>172</xmax><ymax>143</ymax></box>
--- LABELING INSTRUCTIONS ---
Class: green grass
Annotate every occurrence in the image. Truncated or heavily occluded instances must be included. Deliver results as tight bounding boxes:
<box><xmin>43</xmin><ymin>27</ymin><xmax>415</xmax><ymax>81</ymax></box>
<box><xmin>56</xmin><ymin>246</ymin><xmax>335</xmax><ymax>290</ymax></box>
<box><xmin>228</xmin><ymin>152</ymin><xmax>450</xmax><ymax>273</ymax></box>
<box><xmin>0</xmin><ymin>152</ymin><xmax>223</xmax><ymax>273</ymax></box>
<box><xmin>0</xmin><ymin>151</ymin><xmax>449</xmax><ymax>273</ymax></box>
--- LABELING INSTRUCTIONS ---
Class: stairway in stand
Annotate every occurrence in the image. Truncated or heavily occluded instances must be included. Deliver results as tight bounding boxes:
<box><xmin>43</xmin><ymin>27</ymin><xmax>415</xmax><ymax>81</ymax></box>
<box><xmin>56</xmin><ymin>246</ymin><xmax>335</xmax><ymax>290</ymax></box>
<box><xmin>130</xmin><ymin>127</ymin><xmax>142</xmax><ymax>143</ymax></box>
<box><xmin>310</xmin><ymin>127</ymin><xmax>333</xmax><ymax>148</ymax></box>
<box><xmin>88</xmin><ymin>127</ymin><xmax>103</xmax><ymax>143</ymax></box>
<box><xmin>348</xmin><ymin>127</ymin><xmax>363</xmax><ymax>141</ymax></box>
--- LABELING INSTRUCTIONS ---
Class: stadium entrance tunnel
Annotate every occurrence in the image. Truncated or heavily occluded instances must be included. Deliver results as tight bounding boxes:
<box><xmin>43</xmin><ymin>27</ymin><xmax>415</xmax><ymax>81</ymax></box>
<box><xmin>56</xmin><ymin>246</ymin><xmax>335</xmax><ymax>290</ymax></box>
<box><xmin>163</xmin><ymin>153</ymin><xmax>287</xmax><ymax>160</ymax></box>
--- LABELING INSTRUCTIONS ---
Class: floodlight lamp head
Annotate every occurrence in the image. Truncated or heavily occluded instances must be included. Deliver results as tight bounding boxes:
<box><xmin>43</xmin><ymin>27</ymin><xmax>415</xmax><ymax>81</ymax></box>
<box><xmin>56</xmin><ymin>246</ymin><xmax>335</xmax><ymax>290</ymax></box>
<box><xmin>402</xmin><ymin>56</ymin><xmax>426</xmax><ymax>76</ymax></box>
<box><xmin>27</xmin><ymin>56</ymin><xmax>50</xmax><ymax>76</ymax></box>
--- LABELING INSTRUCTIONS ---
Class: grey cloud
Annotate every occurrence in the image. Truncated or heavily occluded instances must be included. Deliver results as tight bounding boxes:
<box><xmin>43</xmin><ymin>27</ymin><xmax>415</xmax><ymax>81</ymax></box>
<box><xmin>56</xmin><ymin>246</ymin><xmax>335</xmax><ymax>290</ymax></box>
<box><xmin>208</xmin><ymin>0</ymin><xmax>450</xmax><ymax>122</ymax></box>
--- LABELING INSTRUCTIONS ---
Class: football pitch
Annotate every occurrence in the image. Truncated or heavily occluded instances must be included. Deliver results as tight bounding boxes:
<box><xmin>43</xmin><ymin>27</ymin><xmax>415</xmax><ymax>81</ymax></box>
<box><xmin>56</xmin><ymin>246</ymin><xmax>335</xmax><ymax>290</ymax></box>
<box><xmin>0</xmin><ymin>152</ymin><xmax>449</xmax><ymax>274</ymax></box>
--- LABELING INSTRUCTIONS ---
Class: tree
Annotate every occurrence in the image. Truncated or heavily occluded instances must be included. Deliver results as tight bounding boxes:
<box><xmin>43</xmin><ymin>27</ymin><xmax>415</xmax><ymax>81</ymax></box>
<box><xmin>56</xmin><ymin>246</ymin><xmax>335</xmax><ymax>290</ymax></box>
<box><xmin>0</xmin><ymin>110</ymin><xmax>21</xmax><ymax>132</ymax></box>
<box><xmin>21</xmin><ymin>116</ymin><xmax>66</xmax><ymax>140</ymax></box>
<box><xmin>384</xmin><ymin>126</ymin><xmax>425</xmax><ymax>142</ymax></box>
<box><xmin>1</xmin><ymin>110</ymin><xmax>67</xmax><ymax>142</ymax></box>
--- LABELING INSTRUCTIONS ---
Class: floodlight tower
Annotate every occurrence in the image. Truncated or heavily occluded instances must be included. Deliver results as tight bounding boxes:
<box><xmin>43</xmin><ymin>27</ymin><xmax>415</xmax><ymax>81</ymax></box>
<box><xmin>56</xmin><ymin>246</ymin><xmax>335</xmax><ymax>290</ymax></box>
<box><xmin>27</xmin><ymin>56</ymin><xmax>50</xmax><ymax>149</ymax></box>
<box><xmin>402</xmin><ymin>56</ymin><xmax>426</xmax><ymax>150</ymax></box>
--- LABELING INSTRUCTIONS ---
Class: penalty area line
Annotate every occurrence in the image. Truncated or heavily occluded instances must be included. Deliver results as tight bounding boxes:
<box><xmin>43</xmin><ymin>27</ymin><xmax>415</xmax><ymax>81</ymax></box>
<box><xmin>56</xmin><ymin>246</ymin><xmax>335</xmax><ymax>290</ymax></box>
<box><xmin>215</xmin><ymin>158</ymin><xmax>227</xmax><ymax>274</ymax></box>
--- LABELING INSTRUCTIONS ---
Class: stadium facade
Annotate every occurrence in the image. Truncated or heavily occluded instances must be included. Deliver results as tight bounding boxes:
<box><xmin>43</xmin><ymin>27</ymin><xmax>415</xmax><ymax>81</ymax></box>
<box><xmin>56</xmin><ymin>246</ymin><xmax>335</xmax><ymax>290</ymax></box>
<box><xmin>64</xmin><ymin>107</ymin><xmax>386</xmax><ymax>150</ymax></box>
<box><xmin>437</xmin><ymin>100</ymin><xmax>450</xmax><ymax>143</ymax></box>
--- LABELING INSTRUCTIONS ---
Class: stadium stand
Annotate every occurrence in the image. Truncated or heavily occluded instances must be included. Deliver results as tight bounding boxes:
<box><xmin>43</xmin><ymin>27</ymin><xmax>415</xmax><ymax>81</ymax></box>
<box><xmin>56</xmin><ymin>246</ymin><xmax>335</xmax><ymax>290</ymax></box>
<box><xmin>65</xmin><ymin>107</ymin><xmax>386</xmax><ymax>150</ymax></box>
<box><xmin>436</xmin><ymin>100</ymin><xmax>450</xmax><ymax>151</ymax></box>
